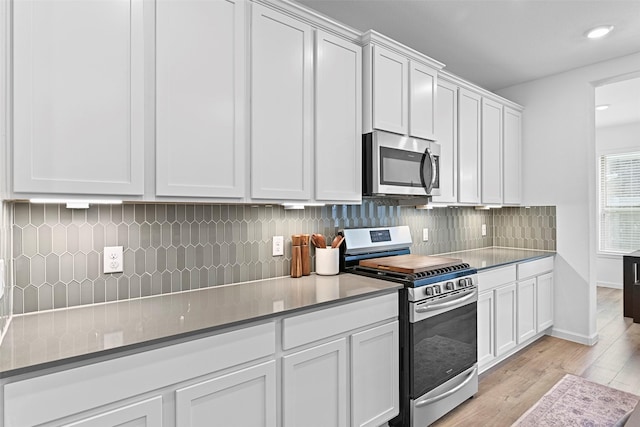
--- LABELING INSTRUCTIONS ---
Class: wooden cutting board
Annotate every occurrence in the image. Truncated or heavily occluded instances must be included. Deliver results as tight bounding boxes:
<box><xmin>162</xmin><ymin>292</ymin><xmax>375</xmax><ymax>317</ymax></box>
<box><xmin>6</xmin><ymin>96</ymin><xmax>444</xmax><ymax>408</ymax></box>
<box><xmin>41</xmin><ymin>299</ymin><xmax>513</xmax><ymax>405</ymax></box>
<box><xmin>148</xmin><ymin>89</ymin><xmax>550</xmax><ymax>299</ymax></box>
<box><xmin>359</xmin><ymin>254</ymin><xmax>463</xmax><ymax>274</ymax></box>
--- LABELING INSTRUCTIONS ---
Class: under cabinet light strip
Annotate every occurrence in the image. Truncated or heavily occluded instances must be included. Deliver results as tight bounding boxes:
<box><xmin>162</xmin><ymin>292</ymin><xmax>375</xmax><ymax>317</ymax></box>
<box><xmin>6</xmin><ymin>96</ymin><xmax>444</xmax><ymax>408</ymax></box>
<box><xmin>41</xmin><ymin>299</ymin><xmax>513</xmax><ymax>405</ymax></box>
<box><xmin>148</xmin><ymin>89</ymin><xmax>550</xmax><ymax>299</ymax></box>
<box><xmin>30</xmin><ymin>199</ymin><xmax>123</xmax><ymax>205</ymax></box>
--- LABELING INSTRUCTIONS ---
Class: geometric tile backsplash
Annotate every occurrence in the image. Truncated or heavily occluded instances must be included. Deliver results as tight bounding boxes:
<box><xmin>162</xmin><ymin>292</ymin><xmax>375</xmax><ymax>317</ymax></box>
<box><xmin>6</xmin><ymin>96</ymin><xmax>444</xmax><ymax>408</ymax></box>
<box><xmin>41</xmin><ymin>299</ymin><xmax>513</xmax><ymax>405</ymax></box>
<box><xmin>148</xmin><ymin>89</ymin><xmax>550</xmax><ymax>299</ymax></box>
<box><xmin>11</xmin><ymin>201</ymin><xmax>556</xmax><ymax>315</ymax></box>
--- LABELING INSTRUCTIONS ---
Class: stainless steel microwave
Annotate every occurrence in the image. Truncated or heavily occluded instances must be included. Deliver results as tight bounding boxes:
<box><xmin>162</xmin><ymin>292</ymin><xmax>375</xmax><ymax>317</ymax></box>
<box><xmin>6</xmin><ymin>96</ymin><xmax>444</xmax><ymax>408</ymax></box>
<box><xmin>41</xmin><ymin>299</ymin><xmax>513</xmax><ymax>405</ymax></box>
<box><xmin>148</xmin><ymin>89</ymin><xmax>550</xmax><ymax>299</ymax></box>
<box><xmin>363</xmin><ymin>130</ymin><xmax>441</xmax><ymax>198</ymax></box>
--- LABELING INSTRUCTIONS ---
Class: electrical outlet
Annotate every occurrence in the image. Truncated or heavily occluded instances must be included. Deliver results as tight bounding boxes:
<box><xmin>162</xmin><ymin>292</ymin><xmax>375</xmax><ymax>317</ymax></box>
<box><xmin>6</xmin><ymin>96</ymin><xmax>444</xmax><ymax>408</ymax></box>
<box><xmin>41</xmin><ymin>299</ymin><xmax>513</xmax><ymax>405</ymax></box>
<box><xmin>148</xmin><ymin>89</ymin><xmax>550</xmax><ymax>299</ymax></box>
<box><xmin>422</xmin><ymin>228</ymin><xmax>429</xmax><ymax>242</ymax></box>
<box><xmin>103</xmin><ymin>246</ymin><xmax>123</xmax><ymax>273</ymax></box>
<box><xmin>482</xmin><ymin>224</ymin><xmax>487</xmax><ymax>237</ymax></box>
<box><xmin>272</xmin><ymin>236</ymin><xmax>284</xmax><ymax>256</ymax></box>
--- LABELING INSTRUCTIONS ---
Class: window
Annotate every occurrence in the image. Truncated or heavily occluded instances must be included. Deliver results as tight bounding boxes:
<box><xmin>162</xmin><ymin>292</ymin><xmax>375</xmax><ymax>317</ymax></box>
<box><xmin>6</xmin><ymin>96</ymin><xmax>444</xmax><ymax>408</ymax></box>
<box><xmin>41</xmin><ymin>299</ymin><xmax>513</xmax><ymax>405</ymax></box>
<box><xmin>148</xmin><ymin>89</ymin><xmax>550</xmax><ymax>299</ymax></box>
<box><xmin>599</xmin><ymin>151</ymin><xmax>640</xmax><ymax>253</ymax></box>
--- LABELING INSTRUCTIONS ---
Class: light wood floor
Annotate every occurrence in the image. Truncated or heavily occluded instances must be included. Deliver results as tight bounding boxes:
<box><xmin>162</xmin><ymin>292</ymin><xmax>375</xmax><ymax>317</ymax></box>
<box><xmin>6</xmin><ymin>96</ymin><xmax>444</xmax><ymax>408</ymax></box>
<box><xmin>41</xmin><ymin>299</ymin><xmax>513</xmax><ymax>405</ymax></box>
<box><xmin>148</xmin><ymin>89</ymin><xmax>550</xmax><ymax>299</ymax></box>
<box><xmin>432</xmin><ymin>287</ymin><xmax>640</xmax><ymax>426</ymax></box>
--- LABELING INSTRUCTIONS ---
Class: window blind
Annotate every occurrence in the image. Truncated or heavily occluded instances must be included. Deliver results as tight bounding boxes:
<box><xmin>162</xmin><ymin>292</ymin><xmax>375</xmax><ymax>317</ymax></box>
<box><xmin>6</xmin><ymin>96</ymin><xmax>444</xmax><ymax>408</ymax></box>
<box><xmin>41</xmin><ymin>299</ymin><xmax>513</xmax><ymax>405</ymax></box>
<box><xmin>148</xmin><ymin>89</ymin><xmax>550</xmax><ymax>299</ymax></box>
<box><xmin>599</xmin><ymin>151</ymin><xmax>640</xmax><ymax>253</ymax></box>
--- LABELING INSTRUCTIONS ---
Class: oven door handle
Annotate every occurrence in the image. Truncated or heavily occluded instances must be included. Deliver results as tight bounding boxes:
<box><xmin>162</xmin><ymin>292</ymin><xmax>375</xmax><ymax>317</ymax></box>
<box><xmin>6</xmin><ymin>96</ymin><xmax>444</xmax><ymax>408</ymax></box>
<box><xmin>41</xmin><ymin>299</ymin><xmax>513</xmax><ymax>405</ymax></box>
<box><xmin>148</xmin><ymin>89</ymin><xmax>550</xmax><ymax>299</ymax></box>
<box><xmin>415</xmin><ymin>366</ymin><xmax>478</xmax><ymax>408</ymax></box>
<box><xmin>415</xmin><ymin>289</ymin><xmax>476</xmax><ymax>313</ymax></box>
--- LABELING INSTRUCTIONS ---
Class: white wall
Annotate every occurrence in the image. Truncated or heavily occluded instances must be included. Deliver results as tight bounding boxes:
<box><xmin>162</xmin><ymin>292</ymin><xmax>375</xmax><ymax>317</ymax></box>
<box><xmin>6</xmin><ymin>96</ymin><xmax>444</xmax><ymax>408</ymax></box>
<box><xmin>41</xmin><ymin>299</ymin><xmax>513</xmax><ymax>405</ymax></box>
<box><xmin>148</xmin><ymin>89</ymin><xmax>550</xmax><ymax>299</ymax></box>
<box><xmin>497</xmin><ymin>52</ymin><xmax>640</xmax><ymax>345</ymax></box>
<box><xmin>595</xmin><ymin>121</ymin><xmax>640</xmax><ymax>288</ymax></box>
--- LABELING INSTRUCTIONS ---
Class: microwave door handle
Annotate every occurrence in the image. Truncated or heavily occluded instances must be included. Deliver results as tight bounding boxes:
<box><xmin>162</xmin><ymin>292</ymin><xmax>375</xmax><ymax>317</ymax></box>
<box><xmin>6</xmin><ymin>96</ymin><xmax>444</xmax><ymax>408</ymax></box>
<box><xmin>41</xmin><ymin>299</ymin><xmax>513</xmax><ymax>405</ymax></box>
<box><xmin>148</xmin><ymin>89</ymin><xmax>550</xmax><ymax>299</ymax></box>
<box><xmin>429</xmin><ymin>150</ymin><xmax>437</xmax><ymax>188</ymax></box>
<box><xmin>420</xmin><ymin>149</ymin><xmax>434</xmax><ymax>194</ymax></box>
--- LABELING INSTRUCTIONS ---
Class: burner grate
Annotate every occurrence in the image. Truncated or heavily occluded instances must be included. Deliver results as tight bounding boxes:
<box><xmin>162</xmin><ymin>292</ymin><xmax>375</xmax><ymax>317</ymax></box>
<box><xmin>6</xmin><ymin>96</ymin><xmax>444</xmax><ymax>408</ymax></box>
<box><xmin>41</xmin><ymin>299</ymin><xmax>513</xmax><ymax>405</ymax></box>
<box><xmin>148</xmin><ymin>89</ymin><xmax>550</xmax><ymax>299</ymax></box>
<box><xmin>408</xmin><ymin>263</ymin><xmax>472</xmax><ymax>280</ymax></box>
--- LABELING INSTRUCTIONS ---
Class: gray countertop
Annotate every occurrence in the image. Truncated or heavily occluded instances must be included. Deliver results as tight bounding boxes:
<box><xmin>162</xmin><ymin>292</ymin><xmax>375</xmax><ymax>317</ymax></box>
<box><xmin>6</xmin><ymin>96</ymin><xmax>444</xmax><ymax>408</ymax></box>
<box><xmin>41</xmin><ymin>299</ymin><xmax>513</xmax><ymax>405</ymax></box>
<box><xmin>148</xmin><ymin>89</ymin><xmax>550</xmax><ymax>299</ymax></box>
<box><xmin>0</xmin><ymin>273</ymin><xmax>401</xmax><ymax>378</ymax></box>
<box><xmin>438</xmin><ymin>247</ymin><xmax>555</xmax><ymax>270</ymax></box>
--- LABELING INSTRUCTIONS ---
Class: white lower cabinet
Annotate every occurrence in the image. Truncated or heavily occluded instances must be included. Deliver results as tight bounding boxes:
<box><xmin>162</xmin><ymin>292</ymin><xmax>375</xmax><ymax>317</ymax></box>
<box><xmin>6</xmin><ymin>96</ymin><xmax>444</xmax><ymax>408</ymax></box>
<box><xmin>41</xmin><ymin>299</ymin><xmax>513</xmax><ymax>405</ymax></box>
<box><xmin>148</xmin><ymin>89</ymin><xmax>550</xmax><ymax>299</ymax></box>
<box><xmin>495</xmin><ymin>283</ymin><xmax>517</xmax><ymax>357</ymax></box>
<box><xmin>536</xmin><ymin>272</ymin><xmax>554</xmax><ymax>331</ymax></box>
<box><xmin>176</xmin><ymin>361</ymin><xmax>276</xmax><ymax>427</ymax></box>
<box><xmin>283</xmin><ymin>339</ymin><xmax>348</xmax><ymax>427</ymax></box>
<box><xmin>477</xmin><ymin>257</ymin><xmax>555</xmax><ymax>373</ymax></box>
<box><xmin>477</xmin><ymin>290</ymin><xmax>495</xmax><ymax>368</ymax></box>
<box><xmin>1</xmin><ymin>294</ymin><xmax>399</xmax><ymax>427</ymax></box>
<box><xmin>351</xmin><ymin>322</ymin><xmax>399</xmax><ymax>427</ymax></box>
<box><xmin>64</xmin><ymin>396</ymin><xmax>163</xmax><ymax>427</ymax></box>
<box><xmin>517</xmin><ymin>278</ymin><xmax>537</xmax><ymax>344</ymax></box>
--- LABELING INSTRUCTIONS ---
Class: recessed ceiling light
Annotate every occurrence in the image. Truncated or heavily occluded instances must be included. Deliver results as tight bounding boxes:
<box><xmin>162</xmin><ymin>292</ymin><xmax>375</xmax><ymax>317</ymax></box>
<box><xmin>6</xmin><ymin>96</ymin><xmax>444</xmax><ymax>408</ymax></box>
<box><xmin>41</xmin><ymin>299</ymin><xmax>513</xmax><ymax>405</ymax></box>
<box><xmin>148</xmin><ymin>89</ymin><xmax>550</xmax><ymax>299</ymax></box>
<box><xmin>595</xmin><ymin>104</ymin><xmax>610</xmax><ymax>111</ymax></box>
<box><xmin>586</xmin><ymin>25</ymin><xmax>614</xmax><ymax>39</ymax></box>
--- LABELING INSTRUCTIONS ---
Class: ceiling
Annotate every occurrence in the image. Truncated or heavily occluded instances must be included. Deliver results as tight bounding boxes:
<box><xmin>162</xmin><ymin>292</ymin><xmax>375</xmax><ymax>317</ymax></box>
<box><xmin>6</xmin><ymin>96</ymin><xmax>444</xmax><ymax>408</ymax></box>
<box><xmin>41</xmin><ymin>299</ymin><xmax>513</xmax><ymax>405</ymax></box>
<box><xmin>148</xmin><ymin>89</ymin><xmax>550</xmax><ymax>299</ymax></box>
<box><xmin>595</xmin><ymin>76</ymin><xmax>640</xmax><ymax>128</ymax></box>
<box><xmin>294</xmin><ymin>0</ymin><xmax>640</xmax><ymax>92</ymax></box>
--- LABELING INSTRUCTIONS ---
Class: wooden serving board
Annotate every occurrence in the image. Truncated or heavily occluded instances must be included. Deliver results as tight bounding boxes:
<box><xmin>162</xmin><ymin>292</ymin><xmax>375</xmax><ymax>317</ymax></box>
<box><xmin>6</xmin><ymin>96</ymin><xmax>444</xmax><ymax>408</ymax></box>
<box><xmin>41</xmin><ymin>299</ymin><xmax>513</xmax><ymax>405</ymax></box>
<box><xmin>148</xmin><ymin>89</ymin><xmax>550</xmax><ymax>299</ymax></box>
<box><xmin>359</xmin><ymin>254</ymin><xmax>463</xmax><ymax>274</ymax></box>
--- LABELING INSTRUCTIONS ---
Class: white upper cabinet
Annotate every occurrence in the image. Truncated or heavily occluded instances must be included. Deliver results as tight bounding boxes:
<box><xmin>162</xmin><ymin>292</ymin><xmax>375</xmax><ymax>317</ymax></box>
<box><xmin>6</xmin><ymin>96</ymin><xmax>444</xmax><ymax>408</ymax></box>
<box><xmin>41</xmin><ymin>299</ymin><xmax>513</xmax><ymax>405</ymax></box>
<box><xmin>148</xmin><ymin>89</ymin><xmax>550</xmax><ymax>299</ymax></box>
<box><xmin>250</xmin><ymin>3</ymin><xmax>313</xmax><ymax>201</ymax></box>
<box><xmin>156</xmin><ymin>0</ymin><xmax>246</xmax><ymax>199</ymax></box>
<box><xmin>315</xmin><ymin>30</ymin><xmax>362</xmax><ymax>203</ymax></box>
<box><xmin>458</xmin><ymin>88</ymin><xmax>482</xmax><ymax>204</ymax></box>
<box><xmin>431</xmin><ymin>78</ymin><xmax>458</xmax><ymax>204</ymax></box>
<box><xmin>363</xmin><ymin>32</ymin><xmax>444</xmax><ymax>139</ymax></box>
<box><xmin>503</xmin><ymin>106</ymin><xmax>523</xmax><ymax>205</ymax></box>
<box><xmin>409</xmin><ymin>61</ymin><xmax>437</xmax><ymax>141</ymax></box>
<box><xmin>13</xmin><ymin>0</ymin><xmax>145</xmax><ymax>196</ymax></box>
<box><xmin>481</xmin><ymin>98</ymin><xmax>503</xmax><ymax>204</ymax></box>
<box><xmin>370</xmin><ymin>45</ymin><xmax>409</xmax><ymax>135</ymax></box>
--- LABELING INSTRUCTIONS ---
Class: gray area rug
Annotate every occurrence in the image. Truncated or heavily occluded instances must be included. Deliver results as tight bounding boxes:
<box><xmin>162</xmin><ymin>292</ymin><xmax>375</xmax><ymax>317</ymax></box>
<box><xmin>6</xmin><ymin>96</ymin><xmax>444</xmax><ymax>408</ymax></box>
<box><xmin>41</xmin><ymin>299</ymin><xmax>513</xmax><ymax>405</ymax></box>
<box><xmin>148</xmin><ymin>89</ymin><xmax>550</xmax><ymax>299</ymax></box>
<box><xmin>513</xmin><ymin>374</ymin><xmax>639</xmax><ymax>426</ymax></box>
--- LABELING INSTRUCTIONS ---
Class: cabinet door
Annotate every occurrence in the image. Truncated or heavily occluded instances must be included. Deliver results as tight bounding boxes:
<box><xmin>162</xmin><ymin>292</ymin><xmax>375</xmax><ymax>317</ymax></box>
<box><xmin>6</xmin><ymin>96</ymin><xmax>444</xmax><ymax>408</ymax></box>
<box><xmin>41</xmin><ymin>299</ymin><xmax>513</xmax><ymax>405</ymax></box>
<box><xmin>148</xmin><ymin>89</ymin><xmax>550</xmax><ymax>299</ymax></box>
<box><xmin>431</xmin><ymin>78</ymin><xmax>457</xmax><ymax>203</ymax></box>
<box><xmin>63</xmin><ymin>396</ymin><xmax>162</xmax><ymax>427</ymax></box>
<box><xmin>13</xmin><ymin>0</ymin><xmax>145</xmax><ymax>196</ymax></box>
<box><xmin>536</xmin><ymin>272</ymin><xmax>554</xmax><ymax>331</ymax></box>
<box><xmin>458</xmin><ymin>88</ymin><xmax>481</xmax><ymax>204</ymax></box>
<box><xmin>351</xmin><ymin>322</ymin><xmax>399</xmax><ymax>427</ymax></box>
<box><xmin>156</xmin><ymin>0</ymin><xmax>245</xmax><ymax>198</ymax></box>
<box><xmin>251</xmin><ymin>4</ymin><xmax>313</xmax><ymax>200</ymax></box>
<box><xmin>372</xmin><ymin>45</ymin><xmax>409</xmax><ymax>135</ymax></box>
<box><xmin>409</xmin><ymin>61</ymin><xmax>437</xmax><ymax>140</ymax></box>
<box><xmin>495</xmin><ymin>283</ymin><xmax>517</xmax><ymax>356</ymax></box>
<box><xmin>175</xmin><ymin>361</ymin><xmax>276</xmax><ymax>427</ymax></box>
<box><xmin>315</xmin><ymin>30</ymin><xmax>362</xmax><ymax>202</ymax></box>
<box><xmin>517</xmin><ymin>278</ymin><xmax>537</xmax><ymax>344</ymax></box>
<box><xmin>503</xmin><ymin>107</ymin><xmax>522</xmax><ymax>205</ymax></box>
<box><xmin>283</xmin><ymin>339</ymin><xmax>348</xmax><ymax>427</ymax></box>
<box><xmin>477</xmin><ymin>290</ymin><xmax>495</xmax><ymax>370</ymax></box>
<box><xmin>481</xmin><ymin>98</ymin><xmax>503</xmax><ymax>204</ymax></box>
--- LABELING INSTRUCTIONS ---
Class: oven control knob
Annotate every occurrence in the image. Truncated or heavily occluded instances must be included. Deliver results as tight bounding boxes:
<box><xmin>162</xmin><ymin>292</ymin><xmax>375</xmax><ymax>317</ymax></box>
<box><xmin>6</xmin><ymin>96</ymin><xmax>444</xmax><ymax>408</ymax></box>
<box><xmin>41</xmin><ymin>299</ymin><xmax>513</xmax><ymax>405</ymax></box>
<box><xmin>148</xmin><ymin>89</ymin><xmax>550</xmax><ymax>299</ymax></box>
<box><xmin>432</xmin><ymin>285</ymin><xmax>441</xmax><ymax>294</ymax></box>
<box><xmin>425</xmin><ymin>287</ymin><xmax>434</xmax><ymax>296</ymax></box>
<box><xmin>445</xmin><ymin>281</ymin><xmax>455</xmax><ymax>290</ymax></box>
<box><xmin>466</xmin><ymin>278</ymin><xmax>474</xmax><ymax>287</ymax></box>
<box><xmin>458</xmin><ymin>279</ymin><xmax>466</xmax><ymax>288</ymax></box>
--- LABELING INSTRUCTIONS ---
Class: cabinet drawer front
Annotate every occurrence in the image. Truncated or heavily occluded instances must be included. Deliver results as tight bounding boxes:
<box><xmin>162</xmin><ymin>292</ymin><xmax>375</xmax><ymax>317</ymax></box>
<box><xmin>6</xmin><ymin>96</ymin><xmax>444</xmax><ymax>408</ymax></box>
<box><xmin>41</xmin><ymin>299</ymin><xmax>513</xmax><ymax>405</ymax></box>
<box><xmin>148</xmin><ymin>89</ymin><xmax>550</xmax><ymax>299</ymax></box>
<box><xmin>517</xmin><ymin>257</ymin><xmax>554</xmax><ymax>279</ymax></box>
<box><xmin>4</xmin><ymin>322</ymin><xmax>275</xmax><ymax>427</ymax></box>
<box><xmin>478</xmin><ymin>265</ymin><xmax>516</xmax><ymax>292</ymax></box>
<box><xmin>283</xmin><ymin>293</ymin><xmax>398</xmax><ymax>350</ymax></box>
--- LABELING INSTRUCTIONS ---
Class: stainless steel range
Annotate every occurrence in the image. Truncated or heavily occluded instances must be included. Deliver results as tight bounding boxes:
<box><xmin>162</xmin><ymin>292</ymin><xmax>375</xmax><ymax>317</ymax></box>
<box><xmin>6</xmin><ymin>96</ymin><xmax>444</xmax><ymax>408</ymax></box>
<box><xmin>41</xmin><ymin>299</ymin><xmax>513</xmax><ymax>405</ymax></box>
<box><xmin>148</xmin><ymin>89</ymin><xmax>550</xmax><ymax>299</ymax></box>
<box><xmin>341</xmin><ymin>226</ymin><xmax>478</xmax><ymax>427</ymax></box>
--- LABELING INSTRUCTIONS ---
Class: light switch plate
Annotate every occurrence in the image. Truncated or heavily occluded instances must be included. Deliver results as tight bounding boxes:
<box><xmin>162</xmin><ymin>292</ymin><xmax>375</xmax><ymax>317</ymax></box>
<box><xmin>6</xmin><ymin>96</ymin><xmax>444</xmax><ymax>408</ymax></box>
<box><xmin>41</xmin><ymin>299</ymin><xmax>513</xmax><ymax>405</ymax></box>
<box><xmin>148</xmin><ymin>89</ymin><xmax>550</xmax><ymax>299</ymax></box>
<box><xmin>422</xmin><ymin>228</ymin><xmax>429</xmax><ymax>242</ymax></box>
<box><xmin>104</xmin><ymin>246</ymin><xmax>124</xmax><ymax>273</ymax></box>
<box><xmin>482</xmin><ymin>224</ymin><xmax>487</xmax><ymax>236</ymax></box>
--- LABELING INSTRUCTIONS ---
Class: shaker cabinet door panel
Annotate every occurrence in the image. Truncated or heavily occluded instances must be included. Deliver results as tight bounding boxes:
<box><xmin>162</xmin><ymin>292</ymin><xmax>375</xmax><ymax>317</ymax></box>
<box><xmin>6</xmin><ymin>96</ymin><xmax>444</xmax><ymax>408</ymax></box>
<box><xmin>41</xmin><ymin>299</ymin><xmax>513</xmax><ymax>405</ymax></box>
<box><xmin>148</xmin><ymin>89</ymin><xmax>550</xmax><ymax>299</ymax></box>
<box><xmin>156</xmin><ymin>0</ymin><xmax>245</xmax><ymax>198</ymax></box>
<box><xmin>62</xmin><ymin>397</ymin><xmax>162</xmax><ymax>427</ymax></box>
<box><xmin>409</xmin><ymin>62</ymin><xmax>437</xmax><ymax>141</ymax></box>
<box><xmin>315</xmin><ymin>30</ymin><xmax>362</xmax><ymax>202</ymax></box>
<box><xmin>495</xmin><ymin>283</ymin><xmax>517</xmax><ymax>357</ymax></box>
<box><xmin>175</xmin><ymin>361</ymin><xmax>276</xmax><ymax>427</ymax></box>
<box><xmin>537</xmin><ymin>272</ymin><xmax>554</xmax><ymax>331</ymax></box>
<box><xmin>283</xmin><ymin>339</ymin><xmax>348</xmax><ymax>427</ymax></box>
<box><xmin>503</xmin><ymin>107</ymin><xmax>522</xmax><ymax>205</ymax></box>
<box><xmin>517</xmin><ymin>278</ymin><xmax>537</xmax><ymax>344</ymax></box>
<box><xmin>251</xmin><ymin>4</ymin><xmax>313</xmax><ymax>200</ymax></box>
<box><xmin>431</xmin><ymin>79</ymin><xmax>458</xmax><ymax>203</ymax></box>
<box><xmin>477</xmin><ymin>290</ymin><xmax>495</xmax><ymax>369</ymax></box>
<box><xmin>372</xmin><ymin>45</ymin><xmax>409</xmax><ymax>135</ymax></box>
<box><xmin>351</xmin><ymin>322</ymin><xmax>399</xmax><ymax>427</ymax></box>
<box><xmin>481</xmin><ymin>98</ymin><xmax>503</xmax><ymax>204</ymax></box>
<box><xmin>457</xmin><ymin>89</ymin><xmax>481</xmax><ymax>204</ymax></box>
<box><xmin>13</xmin><ymin>0</ymin><xmax>145</xmax><ymax>196</ymax></box>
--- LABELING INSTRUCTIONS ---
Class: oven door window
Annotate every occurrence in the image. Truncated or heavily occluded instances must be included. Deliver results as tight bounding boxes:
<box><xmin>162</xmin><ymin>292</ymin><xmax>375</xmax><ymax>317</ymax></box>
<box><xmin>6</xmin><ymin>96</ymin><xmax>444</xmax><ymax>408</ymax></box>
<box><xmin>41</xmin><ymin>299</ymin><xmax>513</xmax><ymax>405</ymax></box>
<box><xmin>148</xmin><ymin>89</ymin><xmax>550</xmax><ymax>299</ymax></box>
<box><xmin>380</xmin><ymin>146</ymin><xmax>431</xmax><ymax>188</ymax></box>
<box><xmin>409</xmin><ymin>301</ymin><xmax>477</xmax><ymax>399</ymax></box>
